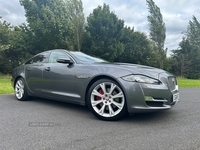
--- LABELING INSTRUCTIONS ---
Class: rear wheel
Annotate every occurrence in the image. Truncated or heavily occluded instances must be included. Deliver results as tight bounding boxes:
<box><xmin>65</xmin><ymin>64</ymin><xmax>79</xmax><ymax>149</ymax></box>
<box><xmin>15</xmin><ymin>78</ymin><xmax>28</xmax><ymax>101</ymax></box>
<box><xmin>87</xmin><ymin>79</ymin><xmax>127</xmax><ymax>121</ymax></box>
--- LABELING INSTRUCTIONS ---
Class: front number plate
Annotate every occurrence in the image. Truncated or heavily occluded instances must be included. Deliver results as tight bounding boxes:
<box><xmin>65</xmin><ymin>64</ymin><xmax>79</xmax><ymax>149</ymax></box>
<box><xmin>173</xmin><ymin>93</ymin><xmax>179</xmax><ymax>102</ymax></box>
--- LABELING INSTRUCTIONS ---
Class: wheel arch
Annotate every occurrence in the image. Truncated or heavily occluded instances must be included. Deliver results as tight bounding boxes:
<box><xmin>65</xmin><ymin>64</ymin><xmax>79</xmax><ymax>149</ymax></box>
<box><xmin>84</xmin><ymin>75</ymin><xmax>127</xmax><ymax>106</ymax></box>
<box><xmin>14</xmin><ymin>75</ymin><xmax>32</xmax><ymax>96</ymax></box>
<box><xmin>14</xmin><ymin>75</ymin><xmax>24</xmax><ymax>88</ymax></box>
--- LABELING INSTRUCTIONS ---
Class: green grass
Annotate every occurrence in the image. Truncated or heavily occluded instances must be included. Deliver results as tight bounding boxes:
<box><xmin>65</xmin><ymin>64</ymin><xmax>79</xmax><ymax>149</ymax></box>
<box><xmin>0</xmin><ymin>75</ymin><xmax>199</xmax><ymax>95</ymax></box>
<box><xmin>177</xmin><ymin>77</ymin><xmax>200</xmax><ymax>88</ymax></box>
<box><xmin>0</xmin><ymin>75</ymin><xmax>14</xmax><ymax>94</ymax></box>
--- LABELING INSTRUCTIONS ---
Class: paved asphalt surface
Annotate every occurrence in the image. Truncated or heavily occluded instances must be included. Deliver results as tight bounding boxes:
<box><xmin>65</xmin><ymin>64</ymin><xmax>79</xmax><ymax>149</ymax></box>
<box><xmin>0</xmin><ymin>88</ymin><xmax>200</xmax><ymax>150</ymax></box>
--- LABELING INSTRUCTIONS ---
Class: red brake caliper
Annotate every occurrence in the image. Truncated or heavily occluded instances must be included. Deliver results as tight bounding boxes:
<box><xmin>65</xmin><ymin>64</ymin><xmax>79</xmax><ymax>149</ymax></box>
<box><xmin>96</xmin><ymin>89</ymin><xmax>104</xmax><ymax>100</ymax></box>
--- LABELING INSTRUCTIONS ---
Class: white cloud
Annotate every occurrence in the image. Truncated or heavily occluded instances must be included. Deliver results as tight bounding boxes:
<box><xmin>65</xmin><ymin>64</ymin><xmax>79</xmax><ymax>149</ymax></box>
<box><xmin>0</xmin><ymin>0</ymin><xmax>26</xmax><ymax>25</ymax></box>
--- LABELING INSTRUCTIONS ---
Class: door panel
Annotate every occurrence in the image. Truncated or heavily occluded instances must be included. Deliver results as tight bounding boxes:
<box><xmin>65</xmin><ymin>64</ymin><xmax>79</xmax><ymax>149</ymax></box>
<box><xmin>41</xmin><ymin>51</ymin><xmax>76</xmax><ymax>100</ymax></box>
<box><xmin>42</xmin><ymin>63</ymin><xmax>76</xmax><ymax>100</ymax></box>
<box><xmin>25</xmin><ymin>64</ymin><xmax>44</xmax><ymax>94</ymax></box>
<box><xmin>25</xmin><ymin>52</ymin><xmax>49</xmax><ymax>94</ymax></box>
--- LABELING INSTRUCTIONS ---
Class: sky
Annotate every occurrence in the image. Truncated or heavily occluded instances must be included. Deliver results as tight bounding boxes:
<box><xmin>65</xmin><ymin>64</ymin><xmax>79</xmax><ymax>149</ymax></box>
<box><xmin>0</xmin><ymin>0</ymin><xmax>200</xmax><ymax>56</ymax></box>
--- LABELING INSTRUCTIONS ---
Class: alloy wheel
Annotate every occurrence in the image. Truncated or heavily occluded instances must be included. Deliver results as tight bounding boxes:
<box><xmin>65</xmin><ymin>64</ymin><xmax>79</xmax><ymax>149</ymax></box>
<box><xmin>90</xmin><ymin>81</ymin><xmax>125</xmax><ymax>118</ymax></box>
<box><xmin>15</xmin><ymin>79</ymin><xmax>25</xmax><ymax>100</ymax></box>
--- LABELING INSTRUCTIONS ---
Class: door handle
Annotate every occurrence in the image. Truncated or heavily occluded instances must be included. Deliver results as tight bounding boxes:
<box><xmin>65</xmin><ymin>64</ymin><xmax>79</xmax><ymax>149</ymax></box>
<box><xmin>27</xmin><ymin>68</ymin><xmax>31</xmax><ymax>71</ymax></box>
<box><xmin>45</xmin><ymin>67</ymin><xmax>51</xmax><ymax>71</ymax></box>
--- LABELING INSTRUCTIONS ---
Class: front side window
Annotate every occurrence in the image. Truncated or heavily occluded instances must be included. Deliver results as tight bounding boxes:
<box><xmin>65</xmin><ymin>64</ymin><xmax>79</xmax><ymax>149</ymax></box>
<box><xmin>49</xmin><ymin>51</ymin><xmax>71</xmax><ymax>63</ymax></box>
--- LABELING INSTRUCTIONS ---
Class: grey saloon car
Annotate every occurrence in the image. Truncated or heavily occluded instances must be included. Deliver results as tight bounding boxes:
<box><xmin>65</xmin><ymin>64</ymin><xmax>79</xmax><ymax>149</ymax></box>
<box><xmin>11</xmin><ymin>49</ymin><xmax>179</xmax><ymax>120</ymax></box>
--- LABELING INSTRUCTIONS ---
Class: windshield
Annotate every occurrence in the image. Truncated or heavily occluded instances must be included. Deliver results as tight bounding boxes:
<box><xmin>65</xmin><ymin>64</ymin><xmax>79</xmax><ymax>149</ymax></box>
<box><xmin>70</xmin><ymin>52</ymin><xmax>107</xmax><ymax>63</ymax></box>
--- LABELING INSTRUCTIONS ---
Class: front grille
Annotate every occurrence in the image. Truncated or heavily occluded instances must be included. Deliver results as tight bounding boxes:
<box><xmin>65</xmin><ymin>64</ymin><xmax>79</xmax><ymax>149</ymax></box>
<box><xmin>168</xmin><ymin>77</ymin><xmax>177</xmax><ymax>91</ymax></box>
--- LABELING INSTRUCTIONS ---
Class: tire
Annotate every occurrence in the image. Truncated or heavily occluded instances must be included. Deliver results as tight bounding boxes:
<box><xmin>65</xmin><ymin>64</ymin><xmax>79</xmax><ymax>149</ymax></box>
<box><xmin>14</xmin><ymin>78</ymin><xmax>29</xmax><ymax>101</ymax></box>
<box><xmin>87</xmin><ymin>79</ymin><xmax>127</xmax><ymax>121</ymax></box>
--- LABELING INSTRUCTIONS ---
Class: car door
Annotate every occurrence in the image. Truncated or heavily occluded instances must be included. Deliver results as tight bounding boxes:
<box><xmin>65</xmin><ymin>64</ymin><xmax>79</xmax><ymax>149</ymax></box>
<box><xmin>42</xmin><ymin>51</ymin><xmax>76</xmax><ymax>101</ymax></box>
<box><xmin>25</xmin><ymin>51</ymin><xmax>50</xmax><ymax>94</ymax></box>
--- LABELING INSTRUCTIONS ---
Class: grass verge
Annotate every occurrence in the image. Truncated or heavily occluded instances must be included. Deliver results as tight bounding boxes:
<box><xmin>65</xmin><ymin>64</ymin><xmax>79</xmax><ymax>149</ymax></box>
<box><xmin>177</xmin><ymin>77</ymin><xmax>200</xmax><ymax>88</ymax></box>
<box><xmin>0</xmin><ymin>75</ymin><xmax>14</xmax><ymax>94</ymax></box>
<box><xmin>0</xmin><ymin>75</ymin><xmax>199</xmax><ymax>95</ymax></box>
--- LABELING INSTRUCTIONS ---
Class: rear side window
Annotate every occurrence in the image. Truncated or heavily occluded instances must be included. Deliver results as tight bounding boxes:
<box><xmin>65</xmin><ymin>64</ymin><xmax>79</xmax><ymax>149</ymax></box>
<box><xmin>25</xmin><ymin>52</ymin><xmax>49</xmax><ymax>64</ymax></box>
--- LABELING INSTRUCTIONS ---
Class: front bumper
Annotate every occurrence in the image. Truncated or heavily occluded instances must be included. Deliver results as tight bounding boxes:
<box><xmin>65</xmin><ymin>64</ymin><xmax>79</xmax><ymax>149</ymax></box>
<box><xmin>118</xmin><ymin>74</ymin><xmax>179</xmax><ymax>114</ymax></box>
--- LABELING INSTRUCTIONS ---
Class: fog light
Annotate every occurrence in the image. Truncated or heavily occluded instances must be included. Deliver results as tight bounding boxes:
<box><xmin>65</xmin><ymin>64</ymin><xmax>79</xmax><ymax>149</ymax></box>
<box><xmin>145</xmin><ymin>96</ymin><xmax>154</xmax><ymax>101</ymax></box>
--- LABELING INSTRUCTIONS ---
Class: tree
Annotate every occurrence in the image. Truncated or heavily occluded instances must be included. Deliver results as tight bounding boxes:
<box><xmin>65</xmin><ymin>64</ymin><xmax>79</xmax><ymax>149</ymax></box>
<box><xmin>115</xmin><ymin>26</ymin><xmax>155</xmax><ymax>66</ymax></box>
<box><xmin>0</xmin><ymin>20</ymin><xmax>10</xmax><ymax>52</ymax></box>
<box><xmin>84</xmin><ymin>3</ymin><xmax>124</xmax><ymax>61</ymax></box>
<box><xmin>146</xmin><ymin>0</ymin><xmax>166</xmax><ymax>69</ymax></box>
<box><xmin>162</xmin><ymin>16</ymin><xmax>200</xmax><ymax>79</ymax></box>
<box><xmin>187</xmin><ymin>16</ymin><xmax>200</xmax><ymax>47</ymax></box>
<box><xmin>0</xmin><ymin>16</ymin><xmax>37</xmax><ymax>74</ymax></box>
<box><xmin>171</xmin><ymin>38</ymin><xmax>192</xmax><ymax>77</ymax></box>
<box><xmin>0</xmin><ymin>20</ymin><xmax>12</xmax><ymax>73</ymax></box>
<box><xmin>171</xmin><ymin>38</ymin><xmax>200</xmax><ymax>79</ymax></box>
<box><xmin>67</xmin><ymin>0</ymin><xmax>85</xmax><ymax>51</ymax></box>
<box><xmin>0</xmin><ymin>20</ymin><xmax>34</xmax><ymax>74</ymax></box>
<box><xmin>185</xmin><ymin>16</ymin><xmax>200</xmax><ymax>78</ymax></box>
<box><xmin>20</xmin><ymin>0</ymin><xmax>73</xmax><ymax>53</ymax></box>
<box><xmin>8</xmin><ymin>24</ymin><xmax>34</xmax><ymax>62</ymax></box>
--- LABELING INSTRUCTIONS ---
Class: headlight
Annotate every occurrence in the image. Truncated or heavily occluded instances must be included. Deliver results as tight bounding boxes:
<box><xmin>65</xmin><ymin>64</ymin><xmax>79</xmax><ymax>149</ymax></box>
<box><xmin>122</xmin><ymin>74</ymin><xmax>160</xmax><ymax>84</ymax></box>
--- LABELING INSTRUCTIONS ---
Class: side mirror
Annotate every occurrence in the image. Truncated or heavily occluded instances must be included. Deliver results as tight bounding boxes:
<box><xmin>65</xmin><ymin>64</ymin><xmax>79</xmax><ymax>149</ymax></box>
<box><xmin>56</xmin><ymin>57</ymin><xmax>74</xmax><ymax>64</ymax></box>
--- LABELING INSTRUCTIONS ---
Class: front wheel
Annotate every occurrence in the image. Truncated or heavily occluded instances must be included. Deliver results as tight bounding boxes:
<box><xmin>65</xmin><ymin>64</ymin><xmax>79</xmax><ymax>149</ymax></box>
<box><xmin>15</xmin><ymin>78</ymin><xmax>29</xmax><ymax>101</ymax></box>
<box><xmin>87</xmin><ymin>79</ymin><xmax>127</xmax><ymax>121</ymax></box>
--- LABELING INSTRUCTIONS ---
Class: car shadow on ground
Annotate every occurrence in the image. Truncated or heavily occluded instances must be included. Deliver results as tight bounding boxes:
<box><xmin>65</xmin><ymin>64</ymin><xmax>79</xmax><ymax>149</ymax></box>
<box><xmin>10</xmin><ymin>94</ymin><xmax>176</xmax><ymax>122</ymax></box>
<box><xmin>125</xmin><ymin>111</ymin><xmax>171</xmax><ymax>120</ymax></box>
<box><xmin>29</xmin><ymin>96</ymin><xmax>90</xmax><ymax>111</ymax></box>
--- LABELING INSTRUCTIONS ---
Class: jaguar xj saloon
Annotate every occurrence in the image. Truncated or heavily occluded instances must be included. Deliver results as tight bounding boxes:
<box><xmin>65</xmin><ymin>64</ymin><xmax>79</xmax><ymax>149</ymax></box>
<box><xmin>11</xmin><ymin>49</ymin><xmax>179</xmax><ymax>120</ymax></box>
